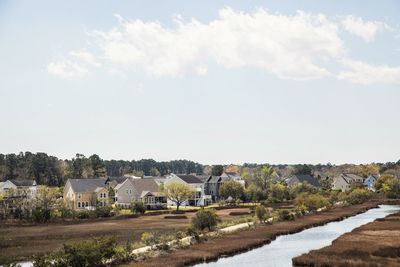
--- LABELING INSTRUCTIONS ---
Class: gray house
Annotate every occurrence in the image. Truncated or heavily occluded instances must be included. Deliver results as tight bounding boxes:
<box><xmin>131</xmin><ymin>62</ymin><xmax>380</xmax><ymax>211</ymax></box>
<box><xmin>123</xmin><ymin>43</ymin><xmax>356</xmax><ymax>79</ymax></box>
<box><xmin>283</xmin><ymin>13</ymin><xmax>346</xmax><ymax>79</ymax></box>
<box><xmin>115</xmin><ymin>178</ymin><xmax>166</xmax><ymax>209</ymax></box>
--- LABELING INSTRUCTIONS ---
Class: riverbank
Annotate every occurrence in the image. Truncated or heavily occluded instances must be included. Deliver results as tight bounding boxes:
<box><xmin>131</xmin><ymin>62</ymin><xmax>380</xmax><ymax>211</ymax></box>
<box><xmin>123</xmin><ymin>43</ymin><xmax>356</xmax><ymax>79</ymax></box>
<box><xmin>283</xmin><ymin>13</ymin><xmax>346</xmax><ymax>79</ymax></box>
<box><xmin>125</xmin><ymin>200</ymin><xmax>383</xmax><ymax>267</ymax></box>
<box><xmin>293</xmin><ymin>209</ymin><xmax>400</xmax><ymax>266</ymax></box>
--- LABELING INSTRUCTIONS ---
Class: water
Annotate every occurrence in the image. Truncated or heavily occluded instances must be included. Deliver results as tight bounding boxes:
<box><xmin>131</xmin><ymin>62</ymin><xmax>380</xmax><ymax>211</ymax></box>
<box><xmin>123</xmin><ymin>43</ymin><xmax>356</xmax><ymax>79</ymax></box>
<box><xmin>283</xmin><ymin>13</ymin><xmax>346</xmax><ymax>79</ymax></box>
<box><xmin>195</xmin><ymin>205</ymin><xmax>400</xmax><ymax>267</ymax></box>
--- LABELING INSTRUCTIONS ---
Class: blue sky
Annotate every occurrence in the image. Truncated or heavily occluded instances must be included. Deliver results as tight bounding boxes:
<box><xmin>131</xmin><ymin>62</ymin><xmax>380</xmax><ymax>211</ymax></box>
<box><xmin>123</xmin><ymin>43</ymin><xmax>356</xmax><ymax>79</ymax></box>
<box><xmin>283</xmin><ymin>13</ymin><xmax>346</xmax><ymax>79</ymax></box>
<box><xmin>1</xmin><ymin>0</ymin><xmax>399</xmax><ymax>164</ymax></box>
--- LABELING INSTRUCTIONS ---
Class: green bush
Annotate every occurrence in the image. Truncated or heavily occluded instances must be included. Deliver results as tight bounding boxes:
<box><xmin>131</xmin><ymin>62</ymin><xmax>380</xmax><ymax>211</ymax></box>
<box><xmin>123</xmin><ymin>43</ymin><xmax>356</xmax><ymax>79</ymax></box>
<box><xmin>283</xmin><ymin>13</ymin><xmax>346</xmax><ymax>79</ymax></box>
<box><xmin>345</xmin><ymin>188</ymin><xmax>372</xmax><ymax>205</ymax></box>
<box><xmin>32</xmin><ymin>207</ymin><xmax>52</xmax><ymax>223</ymax></box>
<box><xmin>131</xmin><ymin>201</ymin><xmax>146</xmax><ymax>214</ymax></box>
<box><xmin>277</xmin><ymin>209</ymin><xmax>295</xmax><ymax>221</ymax></box>
<box><xmin>76</xmin><ymin>210</ymin><xmax>91</xmax><ymax>219</ymax></box>
<box><xmin>34</xmin><ymin>237</ymin><xmax>117</xmax><ymax>267</ymax></box>
<box><xmin>295</xmin><ymin>193</ymin><xmax>329</xmax><ymax>211</ymax></box>
<box><xmin>191</xmin><ymin>209</ymin><xmax>221</xmax><ymax>231</ymax></box>
<box><xmin>255</xmin><ymin>205</ymin><xmax>270</xmax><ymax>223</ymax></box>
<box><xmin>95</xmin><ymin>206</ymin><xmax>113</xmax><ymax>218</ymax></box>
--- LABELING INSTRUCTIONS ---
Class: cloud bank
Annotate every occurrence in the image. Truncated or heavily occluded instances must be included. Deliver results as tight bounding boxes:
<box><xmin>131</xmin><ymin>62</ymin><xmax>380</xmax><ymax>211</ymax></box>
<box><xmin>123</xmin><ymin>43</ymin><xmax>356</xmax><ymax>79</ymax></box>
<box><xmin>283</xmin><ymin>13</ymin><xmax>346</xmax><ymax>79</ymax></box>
<box><xmin>47</xmin><ymin>7</ymin><xmax>399</xmax><ymax>85</ymax></box>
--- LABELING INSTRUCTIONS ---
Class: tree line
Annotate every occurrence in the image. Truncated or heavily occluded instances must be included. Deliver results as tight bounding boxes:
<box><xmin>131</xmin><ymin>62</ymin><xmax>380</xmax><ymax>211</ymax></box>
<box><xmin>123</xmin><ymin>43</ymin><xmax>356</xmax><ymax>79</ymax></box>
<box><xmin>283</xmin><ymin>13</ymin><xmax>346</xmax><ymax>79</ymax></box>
<box><xmin>0</xmin><ymin>152</ymin><xmax>203</xmax><ymax>186</ymax></box>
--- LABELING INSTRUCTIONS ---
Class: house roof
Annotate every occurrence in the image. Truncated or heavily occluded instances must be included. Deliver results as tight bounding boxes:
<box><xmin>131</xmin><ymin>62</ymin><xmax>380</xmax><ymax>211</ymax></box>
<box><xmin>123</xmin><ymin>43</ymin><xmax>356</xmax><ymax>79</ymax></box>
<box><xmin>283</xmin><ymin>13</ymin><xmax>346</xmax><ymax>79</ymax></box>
<box><xmin>175</xmin><ymin>174</ymin><xmax>203</xmax><ymax>184</ymax></box>
<box><xmin>68</xmin><ymin>178</ymin><xmax>108</xmax><ymax>193</ymax></box>
<box><xmin>140</xmin><ymin>190</ymin><xmax>165</xmax><ymax>198</ymax></box>
<box><xmin>287</xmin><ymin>174</ymin><xmax>319</xmax><ymax>187</ymax></box>
<box><xmin>197</xmin><ymin>175</ymin><xmax>212</xmax><ymax>182</ymax></box>
<box><xmin>337</xmin><ymin>173</ymin><xmax>365</xmax><ymax>184</ymax></box>
<box><xmin>129</xmin><ymin>178</ymin><xmax>160</xmax><ymax>195</ymax></box>
<box><xmin>10</xmin><ymin>179</ymin><xmax>36</xmax><ymax>187</ymax></box>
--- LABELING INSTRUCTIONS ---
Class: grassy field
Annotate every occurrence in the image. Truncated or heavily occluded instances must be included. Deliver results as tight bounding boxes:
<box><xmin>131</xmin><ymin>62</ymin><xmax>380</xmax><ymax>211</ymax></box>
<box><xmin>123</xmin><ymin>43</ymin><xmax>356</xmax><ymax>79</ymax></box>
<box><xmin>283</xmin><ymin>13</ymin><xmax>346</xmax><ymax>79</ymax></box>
<box><xmin>293</xmin><ymin>211</ymin><xmax>400</xmax><ymax>267</ymax></box>
<box><xmin>0</xmin><ymin>207</ymin><xmax>251</xmax><ymax>264</ymax></box>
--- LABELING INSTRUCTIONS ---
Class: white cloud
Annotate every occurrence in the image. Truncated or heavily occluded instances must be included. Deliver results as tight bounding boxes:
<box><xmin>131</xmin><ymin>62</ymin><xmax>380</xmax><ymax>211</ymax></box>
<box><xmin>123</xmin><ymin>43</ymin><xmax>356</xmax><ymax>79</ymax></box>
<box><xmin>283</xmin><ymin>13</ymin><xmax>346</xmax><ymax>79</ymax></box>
<box><xmin>69</xmin><ymin>50</ymin><xmax>101</xmax><ymax>67</ymax></box>
<box><xmin>89</xmin><ymin>8</ymin><xmax>344</xmax><ymax>80</ymax></box>
<box><xmin>338</xmin><ymin>59</ymin><xmax>400</xmax><ymax>85</ymax></box>
<box><xmin>341</xmin><ymin>16</ymin><xmax>387</xmax><ymax>42</ymax></box>
<box><xmin>47</xmin><ymin>61</ymin><xmax>88</xmax><ymax>78</ymax></box>
<box><xmin>195</xmin><ymin>66</ymin><xmax>208</xmax><ymax>76</ymax></box>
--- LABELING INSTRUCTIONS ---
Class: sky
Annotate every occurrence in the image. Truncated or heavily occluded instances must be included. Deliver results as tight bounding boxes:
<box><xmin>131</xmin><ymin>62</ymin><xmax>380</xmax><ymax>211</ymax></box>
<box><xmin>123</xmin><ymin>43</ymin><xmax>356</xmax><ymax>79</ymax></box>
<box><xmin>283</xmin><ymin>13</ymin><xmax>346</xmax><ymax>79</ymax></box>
<box><xmin>1</xmin><ymin>0</ymin><xmax>399</xmax><ymax>165</ymax></box>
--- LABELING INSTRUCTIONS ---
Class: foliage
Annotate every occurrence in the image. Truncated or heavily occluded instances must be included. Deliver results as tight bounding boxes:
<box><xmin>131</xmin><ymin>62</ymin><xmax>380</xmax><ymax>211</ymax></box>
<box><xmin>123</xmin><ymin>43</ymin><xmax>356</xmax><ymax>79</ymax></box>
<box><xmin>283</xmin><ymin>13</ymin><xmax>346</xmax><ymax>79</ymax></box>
<box><xmin>290</xmin><ymin>182</ymin><xmax>318</xmax><ymax>198</ymax></box>
<box><xmin>131</xmin><ymin>200</ymin><xmax>146</xmax><ymax>214</ymax></box>
<box><xmin>33</xmin><ymin>237</ymin><xmax>117</xmax><ymax>267</ymax></box>
<box><xmin>268</xmin><ymin>183</ymin><xmax>290</xmax><ymax>203</ymax></box>
<box><xmin>291</xmin><ymin>164</ymin><xmax>313</xmax><ymax>175</ymax></box>
<box><xmin>95</xmin><ymin>205</ymin><xmax>112</xmax><ymax>217</ymax></box>
<box><xmin>245</xmin><ymin>184</ymin><xmax>266</xmax><ymax>202</ymax></box>
<box><xmin>211</xmin><ymin>165</ymin><xmax>224</xmax><ymax>176</ymax></box>
<box><xmin>164</xmin><ymin>182</ymin><xmax>194</xmax><ymax>211</ymax></box>
<box><xmin>277</xmin><ymin>209</ymin><xmax>295</xmax><ymax>221</ymax></box>
<box><xmin>245</xmin><ymin>165</ymin><xmax>277</xmax><ymax>192</ymax></box>
<box><xmin>319</xmin><ymin>177</ymin><xmax>333</xmax><ymax>192</ymax></box>
<box><xmin>375</xmin><ymin>175</ymin><xmax>400</xmax><ymax>199</ymax></box>
<box><xmin>255</xmin><ymin>205</ymin><xmax>270</xmax><ymax>223</ymax></box>
<box><xmin>295</xmin><ymin>193</ymin><xmax>329</xmax><ymax>211</ymax></box>
<box><xmin>219</xmin><ymin>180</ymin><xmax>244</xmax><ymax>202</ymax></box>
<box><xmin>191</xmin><ymin>209</ymin><xmax>221</xmax><ymax>231</ymax></box>
<box><xmin>345</xmin><ymin>188</ymin><xmax>372</xmax><ymax>205</ymax></box>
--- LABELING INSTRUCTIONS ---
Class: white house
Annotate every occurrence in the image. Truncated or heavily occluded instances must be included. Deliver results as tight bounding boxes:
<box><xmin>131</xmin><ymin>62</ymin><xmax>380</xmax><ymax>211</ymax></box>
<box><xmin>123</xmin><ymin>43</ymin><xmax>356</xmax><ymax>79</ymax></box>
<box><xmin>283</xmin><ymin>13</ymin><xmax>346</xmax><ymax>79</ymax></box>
<box><xmin>164</xmin><ymin>173</ymin><xmax>211</xmax><ymax>207</ymax></box>
<box><xmin>0</xmin><ymin>180</ymin><xmax>38</xmax><ymax>199</ymax></box>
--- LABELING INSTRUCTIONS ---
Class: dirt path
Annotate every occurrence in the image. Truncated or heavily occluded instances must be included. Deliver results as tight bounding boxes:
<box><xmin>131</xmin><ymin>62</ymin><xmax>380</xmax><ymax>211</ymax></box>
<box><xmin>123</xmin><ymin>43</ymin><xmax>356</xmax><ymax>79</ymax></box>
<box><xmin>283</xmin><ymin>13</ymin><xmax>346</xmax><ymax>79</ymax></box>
<box><xmin>126</xmin><ymin>201</ymin><xmax>382</xmax><ymax>267</ymax></box>
<box><xmin>293</xmin><ymin>211</ymin><xmax>400</xmax><ymax>267</ymax></box>
<box><xmin>0</xmin><ymin>208</ymin><xmax>250</xmax><ymax>264</ymax></box>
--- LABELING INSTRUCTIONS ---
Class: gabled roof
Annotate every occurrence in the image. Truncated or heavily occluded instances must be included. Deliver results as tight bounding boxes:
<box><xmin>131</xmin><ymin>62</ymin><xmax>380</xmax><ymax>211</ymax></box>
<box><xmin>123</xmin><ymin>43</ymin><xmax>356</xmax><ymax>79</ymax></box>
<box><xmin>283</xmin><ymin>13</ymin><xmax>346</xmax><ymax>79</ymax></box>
<box><xmin>175</xmin><ymin>174</ymin><xmax>203</xmax><ymax>184</ymax></box>
<box><xmin>10</xmin><ymin>179</ymin><xmax>36</xmax><ymax>187</ymax></box>
<box><xmin>336</xmin><ymin>173</ymin><xmax>365</xmax><ymax>184</ymax></box>
<box><xmin>129</xmin><ymin>178</ymin><xmax>160</xmax><ymax>195</ymax></box>
<box><xmin>287</xmin><ymin>174</ymin><xmax>319</xmax><ymax>187</ymax></box>
<box><xmin>197</xmin><ymin>175</ymin><xmax>212</xmax><ymax>182</ymax></box>
<box><xmin>207</xmin><ymin>176</ymin><xmax>222</xmax><ymax>183</ymax></box>
<box><xmin>68</xmin><ymin>178</ymin><xmax>108</xmax><ymax>193</ymax></box>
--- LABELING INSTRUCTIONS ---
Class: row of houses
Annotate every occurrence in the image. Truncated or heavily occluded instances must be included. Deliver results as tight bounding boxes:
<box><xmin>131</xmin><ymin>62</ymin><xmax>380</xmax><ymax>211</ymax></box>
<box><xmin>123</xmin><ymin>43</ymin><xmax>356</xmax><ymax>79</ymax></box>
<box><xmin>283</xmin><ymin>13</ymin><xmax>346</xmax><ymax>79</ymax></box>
<box><xmin>62</xmin><ymin>172</ymin><xmax>245</xmax><ymax>210</ymax></box>
<box><xmin>0</xmin><ymin>172</ymin><xmax>380</xmax><ymax>211</ymax></box>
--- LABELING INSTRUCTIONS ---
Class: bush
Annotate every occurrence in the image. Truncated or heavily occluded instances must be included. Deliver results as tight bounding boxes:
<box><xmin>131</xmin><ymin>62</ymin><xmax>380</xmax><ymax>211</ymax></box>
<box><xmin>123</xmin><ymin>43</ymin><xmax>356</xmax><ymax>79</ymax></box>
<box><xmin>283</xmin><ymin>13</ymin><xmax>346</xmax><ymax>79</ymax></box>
<box><xmin>95</xmin><ymin>206</ymin><xmax>113</xmax><ymax>218</ymax></box>
<box><xmin>76</xmin><ymin>210</ymin><xmax>91</xmax><ymax>219</ymax></box>
<box><xmin>345</xmin><ymin>188</ymin><xmax>372</xmax><ymax>205</ymax></box>
<box><xmin>131</xmin><ymin>201</ymin><xmax>146</xmax><ymax>214</ymax></box>
<box><xmin>141</xmin><ymin>232</ymin><xmax>158</xmax><ymax>247</ymax></box>
<box><xmin>278</xmin><ymin>209</ymin><xmax>295</xmax><ymax>221</ymax></box>
<box><xmin>34</xmin><ymin>237</ymin><xmax>117</xmax><ymax>267</ymax></box>
<box><xmin>255</xmin><ymin>205</ymin><xmax>270</xmax><ymax>223</ymax></box>
<box><xmin>295</xmin><ymin>193</ymin><xmax>329</xmax><ymax>211</ymax></box>
<box><xmin>32</xmin><ymin>207</ymin><xmax>52</xmax><ymax>223</ymax></box>
<box><xmin>191</xmin><ymin>209</ymin><xmax>221</xmax><ymax>231</ymax></box>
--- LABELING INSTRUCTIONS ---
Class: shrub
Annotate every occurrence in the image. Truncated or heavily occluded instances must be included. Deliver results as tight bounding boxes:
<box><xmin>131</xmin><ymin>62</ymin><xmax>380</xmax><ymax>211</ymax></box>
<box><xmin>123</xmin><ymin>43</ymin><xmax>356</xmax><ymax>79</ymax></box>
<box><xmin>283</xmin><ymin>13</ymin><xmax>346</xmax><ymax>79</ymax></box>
<box><xmin>191</xmin><ymin>209</ymin><xmax>221</xmax><ymax>231</ymax></box>
<box><xmin>295</xmin><ymin>193</ymin><xmax>329</xmax><ymax>211</ymax></box>
<box><xmin>278</xmin><ymin>209</ymin><xmax>295</xmax><ymax>221</ymax></box>
<box><xmin>255</xmin><ymin>205</ymin><xmax>270</xmax><ymax>223</ymax></box>
<box><xmin>95</xmin><ymin>206</ymin><xmax>112</xmax><ymax>218</ymax></box>
<box><xmin>345</xmin><ymin>188</ymin><xmax>372</xmax><ymax>205</ymax></box>
<box><xmin>131</xmin><ymin>201</ymin><xmax>146</xmax><ymax>215</ymax></box>
<box><xmin>34</xmin><ymin>237</ymin><xmax>117</xmax><ymax>267</ymax></box>
<box><xmin>141</xmin><ymin>232</ymin><xmax>158</xmax><ymax>247</ymax></box>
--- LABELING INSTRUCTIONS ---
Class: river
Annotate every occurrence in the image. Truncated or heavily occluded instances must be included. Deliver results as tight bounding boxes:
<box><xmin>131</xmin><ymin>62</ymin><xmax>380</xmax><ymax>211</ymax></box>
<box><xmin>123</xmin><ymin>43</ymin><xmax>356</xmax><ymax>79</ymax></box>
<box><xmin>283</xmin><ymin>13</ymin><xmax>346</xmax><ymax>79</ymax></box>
<box><xmin>195</xmin><ymin>204</ymin><xmax>400</xmax><ymax>267</ymax></box>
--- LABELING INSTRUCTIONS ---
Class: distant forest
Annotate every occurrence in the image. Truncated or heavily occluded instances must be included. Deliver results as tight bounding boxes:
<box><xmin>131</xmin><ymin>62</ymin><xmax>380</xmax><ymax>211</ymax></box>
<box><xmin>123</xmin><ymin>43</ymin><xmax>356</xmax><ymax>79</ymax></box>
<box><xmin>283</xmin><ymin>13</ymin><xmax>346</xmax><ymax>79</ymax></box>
<box><xmin>1</xmin><ymin>152</ymin><xmax>399</xmax><ymax>187</ymax></box>
<box><xmin>0</xmin><ymin>152</ymin><xmax>203</xmax><ymax>186</ymax></box>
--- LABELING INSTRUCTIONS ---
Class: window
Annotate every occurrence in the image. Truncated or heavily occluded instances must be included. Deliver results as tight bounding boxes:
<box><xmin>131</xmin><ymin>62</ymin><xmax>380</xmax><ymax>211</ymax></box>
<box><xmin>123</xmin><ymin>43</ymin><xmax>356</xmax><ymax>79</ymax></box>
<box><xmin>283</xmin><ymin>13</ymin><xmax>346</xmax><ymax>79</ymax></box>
<box><xmin>126</xmin><ymin>189</ymin><xmax>128</xmax><ymax>194</ymax></box>
<box><xmin>78</xmin><ymin>194</ymin><xmax>81</xmax><ymax>199</ymax></box>
<box><xmin>86</xmin><ymin>202</ymin><xmax>89</xmax><ymax>207</ymax></box>
<box><xmin>129</xmin><ymin>189</ymin><xmax>132</xmax><ymax>195</ymax></box>
<box><xmin>78</xmin><ymin>202</ymin><xmax>81</xmax><ymax>208</ymax></box>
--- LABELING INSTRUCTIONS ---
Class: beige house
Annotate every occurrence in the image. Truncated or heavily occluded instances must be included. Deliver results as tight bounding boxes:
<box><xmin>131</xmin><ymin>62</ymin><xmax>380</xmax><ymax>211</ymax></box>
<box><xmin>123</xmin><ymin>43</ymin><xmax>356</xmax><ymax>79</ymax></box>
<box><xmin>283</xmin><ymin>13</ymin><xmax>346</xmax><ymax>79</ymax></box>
<box><xmin>63</xmin><ymin>178</ymin><xmax>109</xmax><ymax>210</ymax></box>
<box><xmin>115</xmin><ymin>177</ymin><xmax>166</xmax><ymax>209</ymax></box>
<box><xmin>332</xmin><ymin>173</ymin><xmax>364</xmax><ymax>192</ymax></box>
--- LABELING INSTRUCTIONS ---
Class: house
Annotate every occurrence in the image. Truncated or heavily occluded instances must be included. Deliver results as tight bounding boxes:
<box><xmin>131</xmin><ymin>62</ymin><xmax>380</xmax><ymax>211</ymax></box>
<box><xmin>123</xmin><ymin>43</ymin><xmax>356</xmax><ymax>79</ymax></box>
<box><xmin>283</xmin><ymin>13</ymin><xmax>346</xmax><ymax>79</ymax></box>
<box><xmin>0</xmin><ymin>179</ymin><xmax>38</xmax><ymax>199</ymax></box>
<box><xmin>164</xmin><ymin>173</ymin><xmax>211</xmax><ymax>206</ymax></box>
<box><xmin>63</xmin><ymin>178</ymin><xmax>109</xmax><ymax>210</ymax></box>
<box><xmin>332</xmin><ymin>173</ymin><xmax>365</xmax><ymax>192</ymax></box>
<box><xmin>221</xmin><ymin>172</ymin><xmax>246</xmax><ymax>186</ymax></box>
<box><xmin>115</xmin><ymin>177</ymin><xmax>166</xmax><ymax>209</ymax></box>
<box><xmin>363</xmin><ymin>175</ymin><xmax>378</xmax><ymax>191</ymax></box>
<box><xmin>204</xmin><ymin>173</ymin><xmax>246</xmax><ymax>202</ymax></box>
<box><xmin>285</xmin><ymin>174</ymin><xmax>320</xmax><ymax>187</ymax></box>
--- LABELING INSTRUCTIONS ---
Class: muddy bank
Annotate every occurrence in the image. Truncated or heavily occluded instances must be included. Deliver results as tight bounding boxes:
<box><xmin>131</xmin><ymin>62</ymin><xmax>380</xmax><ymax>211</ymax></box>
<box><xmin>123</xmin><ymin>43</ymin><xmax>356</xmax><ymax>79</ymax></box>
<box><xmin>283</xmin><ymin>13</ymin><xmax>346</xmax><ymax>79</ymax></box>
<box><xmin>293</xmin><ymin>210</ymin><xmax>400</xmax><ymax>267</ymax></box>
<box><xmin>125</xmin><ymin>201</ymin><xmax>382</xmax><ymax>267</ymax></box>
